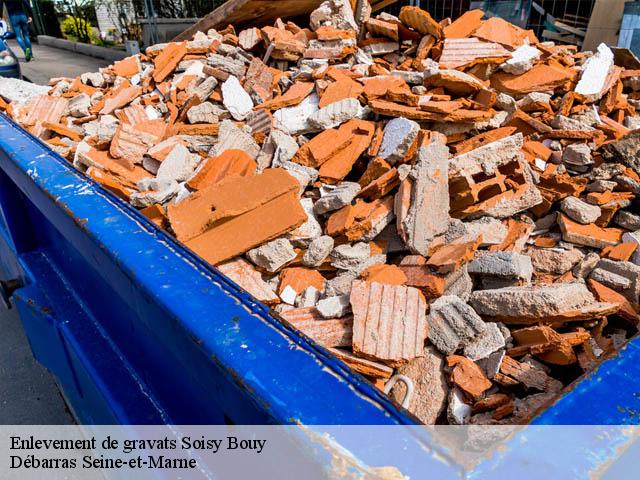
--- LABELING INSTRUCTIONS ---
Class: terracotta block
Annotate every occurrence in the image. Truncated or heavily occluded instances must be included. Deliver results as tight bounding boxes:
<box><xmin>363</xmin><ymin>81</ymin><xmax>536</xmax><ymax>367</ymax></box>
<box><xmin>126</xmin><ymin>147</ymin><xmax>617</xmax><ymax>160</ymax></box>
<box><xmin>370</xmin><ymin>99</ymin><xmax>494</xmax><ymax>122</ymax></box>
<box><xmin>360</xmin><ymin>264</ymin><xmax>407</xmax><ymax>285</ymax></box>
<box><xmin>522</xmin><ymin>140</ymin><xmax>552</xmax><ymax>161</ymax></box>
<box><xmin>360</xmin><ymin>75</ymin><xmax>406</xmax><ymax>99</ymax></box>
<box><xmin>292</xmin><ymin>127</ymin><xmax>352</xmax><ymax>168</ymax></box>
<box><xmin>326</xmin><ymin>196</ymin><xmax>394</xmax><ymax>241</ymax></box>
<box><xmin>175</xmin><ymin>123</ymin><xmax>220</xmax><ymax>136</ymax></box>
<box><xmin>315</xmin><ymin>25</ymin><xmax>356</xmax><ymax>41</ymax></box>
<box><xmin>319</xmin><ymin>78</ymin><xmax>364</xmax><ymax>108</ymax></box>
<box><xmin>319</xmin><ymin>120</ymin><xmax>376</xmax><ymax>182</ymax></box>
<box><xmin>558</xmin><ymin>214</ymin><xmax>623</xmax><ymax>249</ymax></box>
<box><xmin>23</xmin><ymin>95</ymin><xmax>68</xmax><ymax>132</ymax></box>
<box><xmin>280</xmin><ymin>307</ymin><xmax>353</xmax><ymax>348</ymax></box>
<box><xmin>116</xmin><ymin>104</ymin><xmax>148</xmax><ymax>125</ymax></box>
<box><xmin>472</xmin><ymin>16</ymin><xmax>537</xmax><ymax>49</ymax></box>
<box><xmin>217</xmin><ymin>258</ymin><xmax>279</xmax><ymax>305</ymax></box>
<box><xmin>153</xmin><ymin>41</ymin><xmax>188</xmax><ymax>83</ymax></box>
<box><xmin>491</xmin><ymin>64</ymin><xmax>576</xmax><ymax>97</ymax></box>
<box><xmin>329</xmin><ymin>348</ymin><xmax>393</xmax><ymax>379</ymax></box>
<box><xmin>169</xmin><ymin>168</ymin><xmax>302</xmax><ymax>243</ymax></box>
<box><xmin>278</xmin><ymin>267</ymin><xmax>326</xmax><ymax>295</ymax></box>
<box><xmin>399</xmin><ymin>6</ymin><xmax>442</xmax><ymax>39</ymax></box>
<box><xmin>426</xmin><ymin>237</ymin><xmax>482</xmax><ymax>274</ymax></box>
<box><xmin>588</xmin><ymin>279</ymin><xmax>639</xmax><ymax>325</ymax></box>
<box><xmin>452</xmin><ymin>126</ymin><xmax>517</xmax><ymax>155</ymax></box>
<box><xmin>185</xmin><ymin>190</ymin><xmax>305</xmax><ymax>266</ymax></box>
<box><xmin>358</xmin><ymin>157</ymin><xmax>392</xmax><ymax>187</ymax></box>
<box><xmin>602</xmin><ymin>243</ymin><xmax>638</xmax><ymax>262</ymax></box>
<box><xmin>446</xmin><ymin>355</ymin><xmax>492</xmax><ymax>400</ymax></box>
<box><xmin>398</xmin><ymin>255</ymin><xmax>446</xmax><ymax>298</ymax></box>
<box><xmin>472</xmin><ymin>393</ymin><xmax>511</xmax><ymax>414</ymax></box>
<box><xmin>499</xmin><ymin>355</ymin><xmax>561</xmax><ymax>390</ymax></box>
<box><xmin>78</xmin><ymin>148</ymin><xmax>149</xmax><ymax>190</ymax></box>
<box><xmin>86</xmin><ymin>167</ymin><xmax>133</xmax><ymax>201</ymax></box>
<box><xmin>257</xmin><ymin>82</ymin><xmax>315</xmax><ymax>110</ymax></box>
<box><xmin>365</xmin><ymin>18</ymin><xmax>399</xmax><ymax>42</ymax></box>
<box><xmin>186</xmin><ymin>149</ymin><xmax>256</xmax><ymax>190</ymax></box>
<box><xmin>42</xmin><ymin>121</ymin><xmax>81</xmax><ymax>141</ymax></box>
<box><xmin>147</xmin><ymin>137</ymin><xmax>187</xmax><ymax>163</ymax></box>
<box><xmin>350</xmin><ymin>280</ymin><xmax>427</xmax><ymax>367</ymax></box>
<box><xmin>140</xmin><ymin>204</ymin><xmax>167</xmax><ymax>228</ymax></box>
<box><xmin>488</xmin><ymin>219</ymin><xmax>533</xmax><ymax>253</ymax></box>
<box><xmin>100</xmin><ymin>85</ymin><xmax>142</xmax><ymax>115</ymax></box>
<box><xmin>443</xmin><ymin>9</ymin><xmax>484</xmax><ymax>38</ymax></box>
<box><xmin>358</xmin><ymin>167</ymin><xmax>399</xmax><ymax>200</ymax></box>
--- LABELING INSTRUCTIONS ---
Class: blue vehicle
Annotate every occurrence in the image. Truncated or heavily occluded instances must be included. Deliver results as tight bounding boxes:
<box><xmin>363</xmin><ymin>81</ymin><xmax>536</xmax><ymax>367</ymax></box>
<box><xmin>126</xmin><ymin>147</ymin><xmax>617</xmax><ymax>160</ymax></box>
<box><xmin>0</xmin><ymin>19</ymin><xmax>21</xmax><ymax>79</ymax></box>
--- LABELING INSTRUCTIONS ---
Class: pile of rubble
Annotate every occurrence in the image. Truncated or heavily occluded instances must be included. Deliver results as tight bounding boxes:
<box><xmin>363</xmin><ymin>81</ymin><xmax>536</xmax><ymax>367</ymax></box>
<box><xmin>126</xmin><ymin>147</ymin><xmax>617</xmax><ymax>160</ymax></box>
<box><xmin>2</xmin><ymin>1</ymin><xmax>640</xmax><ymax>425</ymax></box>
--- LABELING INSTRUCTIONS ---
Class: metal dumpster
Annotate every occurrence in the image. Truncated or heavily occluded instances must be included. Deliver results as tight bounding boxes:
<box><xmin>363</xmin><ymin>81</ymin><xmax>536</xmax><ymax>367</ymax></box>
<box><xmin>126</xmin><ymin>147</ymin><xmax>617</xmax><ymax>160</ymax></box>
<box><xmin>1</xmin><ymin>111</ymin><xmax>640</xmax><ymax>474</ymax></box>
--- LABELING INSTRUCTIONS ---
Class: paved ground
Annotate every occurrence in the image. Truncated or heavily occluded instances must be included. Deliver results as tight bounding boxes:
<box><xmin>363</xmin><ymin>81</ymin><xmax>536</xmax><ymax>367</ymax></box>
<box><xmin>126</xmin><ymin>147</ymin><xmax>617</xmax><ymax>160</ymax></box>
<box><xmin>0</xmin><ymin>303</ymin><xmax>74</xmax><ymax>424</ymax></box>
<box><xmin>7</xmin><ymin>39</ymin><xmax>110</xmax><ymax>86</ymax></box>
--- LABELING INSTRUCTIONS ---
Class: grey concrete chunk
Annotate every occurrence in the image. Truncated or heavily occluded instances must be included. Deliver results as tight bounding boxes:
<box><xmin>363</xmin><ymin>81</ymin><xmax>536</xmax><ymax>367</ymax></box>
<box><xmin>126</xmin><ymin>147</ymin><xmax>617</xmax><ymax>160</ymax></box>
<box><xmin>591</xmin><ymin>258</ymin><xmax>640</xmax><ymax>302</ymax></box>
<box><xmin>67</xmin><ymin>93</ymin><xmax>91</xmax><ymax>118</ymax></box>
<box><xmin>274</xmin><ymin>93</ymin><xmax>320</xmax><ymax>135</ymax></box>
<box><xmin>622</xmin><ymin>230</ymin><xmax>640</xmax><ymax>265</ymax></box>
<box><xmin>188</xmin><ymin>76</ymin><xmax>218</xmax><ymax>101</ymax></box>
<box><xmin>590</xmin><ymin>268</ymin><xmax>632</xmax><ymax>290</ymax></box>
<box><xmin>308</xmin><ymin>98</ymin><xmax>365</xmax><ymax>129</ymax></box>
<box><xmin>156</xmin><ymin>144</ymin><xmax>200</xmax><ymax>182</ymax></box>
<box><xmin>324</xmin><ymin>270</ymin><xmax>358</xmax><ymax>297</ymax></box>
<box><xmin>587</xmin><ymin>179</ymin><xmax>617</xmax><ymax>193</ymax></box>
<box><xmin>287</xmin><ymin>198</ymin><xmax>323</xmax><ymax>246</ymax></box>
<box><xmin>317</xmin><ymin>294</ymin><xmax>351</xmax><ymax>318</ymax></box>
<box><xmin>330</xmin><ymin>242</ymin><xmax>370</xmax><ymax>270</ymax></box>
<box><xmin>221</xmin><ymin>75</ymin><xmax>254</xmax><ymax>121</ymax></box>
<box><xmin>130</xmin><ymin>180</ymin><xmax>179</xmax><ymax>207</ymax></box>
<box><xmin>450</xmin><ymin>133</ymin><xmax>523</xmax><ymax>177</ymax></box>
<box><xmin>213</xmin><ymin>120</ymin><xmax>260</xmax><ymax>158</ymax></box>
<box><xmin>562</xmin><ymin>143</ymin><xmax>593</xmax><ymax>170</ymax></box>
<box><xmin>270</xmin><ymin>129</ymin><xmax>300</xmax><ymax>165</ymax></box>
<box><xmin>470</xmin><ymin>282</ymin><xmax>608</xmax><ymax>320</ymax></box>
<box><xmin>187</xmin><ymin>102</ymin><xmax>225</xmax><ymax>124</ymax></box>
<box><xmin>207</xmin><ymin>53</ymin><xmax>247</xmax><ymax>77</ymax></box>
<box><xmin>427</xmin><ymin>295</ymin><xmax>487</xmax><ymax>355</ymax></box>
<box><xmin>396</xmin><ymin>140</ymin><xmax>450</xmax><ymax>255</ymax></box>
<box><xmin>601</xmin><ymin>130</ymin><xmax>640</xmax><ymax>177</ymax></box>
<box><xmin>448</xmin><ymin>388</ymin><xmax>471</xmax><ymax>425</ymax></box>
<box><xmin>314</xmin><ymin>182</ymin><xmax>361</xmax><ymax>214</ymax></box>
<box><xmin>247</xmin><ymin>238</ymin><xmax>296</xmax><ymax>273</ymax></box>
<box><xmin>615</xmin><ymin>210</ymin><xmax>640</xmax><ymax>231</ymax></box>
<box><xmin>551</xmin><ymin>114</ymin><xmax>594</xmax><ymax>131</ymax></box>
<box><xmin>463</xmin><ymin>217</ymin><xmax>509</xmax><ymax>246</ymax></box>
<box><xmin>378</xmin><ymin>117</ymin><xmax>420</xmax><ymax>165</ymax></box>
<box><xmin>560</xmin><ymin>196</ymin><xmax>601</xmax><ymax>224</ymax></box>
<box><xmin>477</xmin><ymin>349</ymin><xmax>505</xmax><ymax>379</ymax></box>
<box><xmin>467</xmin><ymin>252</ymin><xmax>533</xmax><ymax>283</ymax></box>
<box><xmin>463</xmin><ymin>323</ymin><xmax>506</xmax><ymax>361</ymax></box>
<box><xmin>444</xmin><ymin>266</ymin><xmax>473</xmax><ymax>302</ymax></box>
<box><xmin>529</xmin><ymin>247</ymin><xmax>585</xmax><ymax>275</ymax></box>
<box><xmin>81</xmin><ymin>71</ymin><xmax>105</xmax><ymax>88</ymax></box>
<box><xmin>572</xmin><ymin>251</ymin><xmax>601</xmax><ymax>278</ymax></box>
<box><xmin>390</xmin><ymin>346</ymin><xmax>448</xmax><ymax>424</ymax></box>
<box><xmin>297</xmin><ymin>286</ymin><xmax>321</xmax><ymax>308</ymax></box>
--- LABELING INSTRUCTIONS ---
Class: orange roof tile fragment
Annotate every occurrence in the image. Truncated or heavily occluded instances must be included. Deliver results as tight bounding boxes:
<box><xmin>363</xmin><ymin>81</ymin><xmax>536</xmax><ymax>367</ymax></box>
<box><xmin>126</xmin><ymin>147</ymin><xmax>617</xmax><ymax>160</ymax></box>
<box><xmin>443</xmin><ymin>9</ymin><xmax>484</xmax><ymax>38</ymax></box>
<box><xmin>186</xmin><ymin>149</ymin><xmax>257</xmax><ymax>190</ymax></box>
